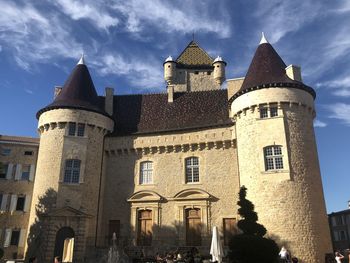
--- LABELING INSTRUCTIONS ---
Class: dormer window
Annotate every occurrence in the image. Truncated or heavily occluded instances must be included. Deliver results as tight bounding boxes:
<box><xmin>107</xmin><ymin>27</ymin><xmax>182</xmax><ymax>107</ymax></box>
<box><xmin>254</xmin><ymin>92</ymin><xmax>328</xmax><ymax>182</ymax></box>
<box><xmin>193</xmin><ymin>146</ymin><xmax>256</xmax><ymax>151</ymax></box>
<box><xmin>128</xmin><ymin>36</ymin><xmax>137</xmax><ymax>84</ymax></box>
<box><xmin>68</xmin><ymin>122</ymin><xmax>85</xmax><ymax>137</ymax></box>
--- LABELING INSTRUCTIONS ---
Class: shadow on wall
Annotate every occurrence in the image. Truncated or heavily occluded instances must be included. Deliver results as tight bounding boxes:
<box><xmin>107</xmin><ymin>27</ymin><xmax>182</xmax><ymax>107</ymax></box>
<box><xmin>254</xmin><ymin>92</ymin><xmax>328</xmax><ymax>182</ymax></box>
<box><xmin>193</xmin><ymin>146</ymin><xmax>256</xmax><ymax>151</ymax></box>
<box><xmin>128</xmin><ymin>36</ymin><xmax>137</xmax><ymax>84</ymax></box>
<box><xmin>25</xmin><ymin>188</ymin><xmax>57</xmax><ymax>262</ymax></box>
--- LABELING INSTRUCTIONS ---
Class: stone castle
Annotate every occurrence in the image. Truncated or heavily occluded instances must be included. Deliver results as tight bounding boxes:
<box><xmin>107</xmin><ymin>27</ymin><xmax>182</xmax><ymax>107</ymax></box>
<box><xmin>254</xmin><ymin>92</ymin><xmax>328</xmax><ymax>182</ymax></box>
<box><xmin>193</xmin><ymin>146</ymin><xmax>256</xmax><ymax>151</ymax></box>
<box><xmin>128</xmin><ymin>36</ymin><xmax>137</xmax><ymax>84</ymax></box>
<box><xmin>0</xmin><ymin>34</ymin><xmax>332</xmax><ymax>262</ymax></box>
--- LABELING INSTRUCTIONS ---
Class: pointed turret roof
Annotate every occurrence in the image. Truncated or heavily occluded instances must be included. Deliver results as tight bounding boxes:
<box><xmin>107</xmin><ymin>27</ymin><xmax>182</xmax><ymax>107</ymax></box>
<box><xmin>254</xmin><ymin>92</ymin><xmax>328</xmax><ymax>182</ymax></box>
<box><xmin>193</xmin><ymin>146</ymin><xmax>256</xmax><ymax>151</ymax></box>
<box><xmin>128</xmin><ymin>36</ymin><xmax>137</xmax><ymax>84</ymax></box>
<box><xmin>37</xmin><ymin>57</ymin><xmax>107</xmax><ymax>119</ymax></box>
<box><xmin>176</xmin><ymin>41</ymin><xmax>213</xmax><ymax>68</ymax></box>
<box><xmin>230</xmin><ymin>34</ymin><xmax>315</xmax><ymax>103</ymax></box>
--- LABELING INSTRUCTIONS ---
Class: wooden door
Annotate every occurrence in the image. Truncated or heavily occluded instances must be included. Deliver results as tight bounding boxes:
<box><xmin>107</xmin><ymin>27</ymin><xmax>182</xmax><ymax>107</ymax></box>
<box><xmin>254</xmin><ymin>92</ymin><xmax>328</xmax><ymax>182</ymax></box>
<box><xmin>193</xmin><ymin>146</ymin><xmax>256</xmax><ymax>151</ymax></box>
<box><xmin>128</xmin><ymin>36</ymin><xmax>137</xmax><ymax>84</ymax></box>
<box><xmin>137</xmin><ymin>210</ymin><xmax>152</xmax><ymax>246</ymax></box>
<box><xmin>186</xmin><ymin>208</ymin><xmax>201</xmax><ymax>246</ymax></box>
<box><xmin>223</xmin><ymin>218</ymin><xmax>237</xmax><ymax>245</ymax></box>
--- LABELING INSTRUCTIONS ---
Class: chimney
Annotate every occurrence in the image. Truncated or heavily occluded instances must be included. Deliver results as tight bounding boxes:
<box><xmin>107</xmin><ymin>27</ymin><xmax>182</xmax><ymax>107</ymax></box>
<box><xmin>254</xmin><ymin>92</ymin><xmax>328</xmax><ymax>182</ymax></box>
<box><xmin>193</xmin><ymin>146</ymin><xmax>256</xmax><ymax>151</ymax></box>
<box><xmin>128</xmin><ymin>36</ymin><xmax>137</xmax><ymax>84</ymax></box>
<box><xmin>54</xmin><ymin>86</ymin><xmax>62</xmax><ymax>99</ymax></box>
<box><xmin>167</xmin><ymin>85</ymin><xmax>174</xmax><ymax>103</ymax></box>
<box><xmin>286</xmin><ymin>65</ymin><xmax>302</xmax><ymax>82</ymax></box>
<box><xmin>105</xmin><ymin>87</ymin><xmax>114</xmax><ymax>116</ymax></box>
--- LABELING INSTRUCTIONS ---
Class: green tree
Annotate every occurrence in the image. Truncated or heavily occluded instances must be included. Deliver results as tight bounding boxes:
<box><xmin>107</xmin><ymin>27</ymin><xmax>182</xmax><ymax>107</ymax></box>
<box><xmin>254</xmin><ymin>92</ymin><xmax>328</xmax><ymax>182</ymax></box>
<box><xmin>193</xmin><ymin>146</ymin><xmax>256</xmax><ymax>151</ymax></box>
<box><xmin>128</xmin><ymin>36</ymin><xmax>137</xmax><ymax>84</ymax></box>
<box><xmin>228</xmin><ymin>186</ymin><xmax>279</xmax><ymax>263</ymax></box>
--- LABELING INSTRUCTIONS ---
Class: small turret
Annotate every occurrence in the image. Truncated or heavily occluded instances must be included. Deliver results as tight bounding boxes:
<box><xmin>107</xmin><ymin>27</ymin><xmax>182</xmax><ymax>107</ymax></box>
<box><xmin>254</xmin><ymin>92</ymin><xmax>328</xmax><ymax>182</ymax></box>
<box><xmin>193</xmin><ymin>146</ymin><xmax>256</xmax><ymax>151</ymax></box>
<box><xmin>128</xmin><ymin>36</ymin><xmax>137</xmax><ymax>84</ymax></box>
<box><xmin>164</xmin><ymin>56</ymin><xmax>176</xmax><ymax>85</ymax></box>
<box><xmin>212</xmin><ymin>56</ymin><xmax>226</xmax><ymax>85</ymax></box>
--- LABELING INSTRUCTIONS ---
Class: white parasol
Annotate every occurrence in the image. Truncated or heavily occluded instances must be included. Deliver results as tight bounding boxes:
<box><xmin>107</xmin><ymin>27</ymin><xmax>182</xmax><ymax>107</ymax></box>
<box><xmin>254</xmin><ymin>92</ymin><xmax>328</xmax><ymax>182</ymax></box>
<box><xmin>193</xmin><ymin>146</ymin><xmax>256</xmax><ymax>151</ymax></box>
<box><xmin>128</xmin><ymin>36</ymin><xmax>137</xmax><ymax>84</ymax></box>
<box><xmin>210</xmin><ymin>226</ymin><xmax>224</xmax><ymax>263</ymax></box>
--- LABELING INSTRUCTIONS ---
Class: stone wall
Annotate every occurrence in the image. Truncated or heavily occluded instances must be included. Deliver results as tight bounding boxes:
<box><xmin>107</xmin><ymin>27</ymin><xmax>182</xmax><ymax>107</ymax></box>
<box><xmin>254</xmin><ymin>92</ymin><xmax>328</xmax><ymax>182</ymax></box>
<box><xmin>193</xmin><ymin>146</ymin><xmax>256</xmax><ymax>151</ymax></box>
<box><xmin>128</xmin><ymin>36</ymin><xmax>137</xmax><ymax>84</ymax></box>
<box><xmin>231</xmin><ymin>87</ymin><xmax>332</xmax><ymax>262</ymax></box>
<box><xmin>98</xmin><ymin>126</ymin><xmax>240</xmax><ymax>252</ymax></box>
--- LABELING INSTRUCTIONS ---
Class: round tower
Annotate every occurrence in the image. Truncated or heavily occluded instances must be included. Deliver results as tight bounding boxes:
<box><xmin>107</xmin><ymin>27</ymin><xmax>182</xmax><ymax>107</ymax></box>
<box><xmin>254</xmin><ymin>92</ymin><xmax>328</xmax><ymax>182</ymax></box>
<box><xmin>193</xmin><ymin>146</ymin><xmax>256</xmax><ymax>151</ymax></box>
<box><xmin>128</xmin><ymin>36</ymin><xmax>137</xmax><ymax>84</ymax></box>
<box><xmin>163</xmin><ymin>55</ymin><xmax>176</xmax><ymax>84</ymax></box>
<box><xmin>212</xmin><ymin>56</ymin><xmax>226</xmax><ymax>85</ymax></box>
<box><xmin>230</xmin><ymin>34</ymin><xmax>332</xmax><ymax>262</ymax></box>
<box><xmin>27</xmin><ymin>56</ymin><xmax>114</xmax><ymax>262</ymax></box>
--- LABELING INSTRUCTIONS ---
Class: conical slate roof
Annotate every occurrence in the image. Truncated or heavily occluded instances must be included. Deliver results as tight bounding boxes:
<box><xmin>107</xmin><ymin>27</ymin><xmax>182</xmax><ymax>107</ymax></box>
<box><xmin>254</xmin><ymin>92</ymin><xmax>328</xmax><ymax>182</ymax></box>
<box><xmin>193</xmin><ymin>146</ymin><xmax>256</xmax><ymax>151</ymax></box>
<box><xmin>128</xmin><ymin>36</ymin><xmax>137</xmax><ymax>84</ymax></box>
<box><xmin>176</xmin><ymin>41</ymin><xmax>213</xmax><ymax>68</ymax></box>
<box><xmin>230</xmin><ymin>37</ymin><xmax>315</xmax><ymax>103</ymax></box>
<box><xmin>37</xmin><ymin>60</ymin><xmax>106</xmax><ymax>119</ymax></box>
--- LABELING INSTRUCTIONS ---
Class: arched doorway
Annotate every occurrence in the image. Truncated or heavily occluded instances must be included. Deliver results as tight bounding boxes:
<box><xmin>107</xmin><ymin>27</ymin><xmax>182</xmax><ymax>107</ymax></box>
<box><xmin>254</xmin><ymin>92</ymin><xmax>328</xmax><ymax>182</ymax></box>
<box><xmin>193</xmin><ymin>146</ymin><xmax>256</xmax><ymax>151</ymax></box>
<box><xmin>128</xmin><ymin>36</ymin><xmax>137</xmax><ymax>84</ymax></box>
<box><xmin>186</xmin><ymin>208</ymin><xmax>201</xmax><ymax>246</ymax></box>
<box><xmin>53</xmin><ymin>227</ymin><xmax>75</xmax><ymax>262</ymax></box>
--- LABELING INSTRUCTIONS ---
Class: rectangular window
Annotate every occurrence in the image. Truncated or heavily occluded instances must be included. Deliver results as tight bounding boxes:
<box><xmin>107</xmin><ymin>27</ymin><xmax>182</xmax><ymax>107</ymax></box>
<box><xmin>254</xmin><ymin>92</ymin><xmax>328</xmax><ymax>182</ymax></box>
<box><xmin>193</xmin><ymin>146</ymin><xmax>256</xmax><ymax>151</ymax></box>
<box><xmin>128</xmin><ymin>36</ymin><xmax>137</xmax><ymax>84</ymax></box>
<box><xmin>64</xmin><ymin>159</ymin><xmax>81</xmax><ymax>184</ymax></box>
<box><xmin>0</xmin><ymin>164</ymin><xmax>8</xmax><ymax>179</ymax></box>
<box><xmin>270</xmin><ymin>107</ymin><xmax>278</xmax><ymax>117</ymax></box>
<box><xmin>10</xmin><ymin>230</ymin><xmax>20</xmax><ymax>246</ymax></box>
<box><xmin>2</xmin><ymin>149</ymin><xmax>11</xmax><ymax>156</ymax></box>
<box><xmin>264</xmin><ymin>146</ymin><xmax>284</xmax><ymax>171</ymax></box>
<box><xmin>77</xmin><ymin>123</ymin><xmax>85</xmax><ymax>137</ymax></box>
<box><xmin>335</xmin><ymin>216</ymin><xmax>344</xmax><ymax>226</ymax></box>
<box><xmin>223</xmin><ymin>218</ymin><xmax>237</xmax><ymax>246</ymax></box>
<box><xmin>260</xmin><ymin>108</ymin><xmax>268</xmax><ymax>118</ymax></box>
<box><xmin>140</xmin><ymin>161</ymin><xmax>153</xmax><ymax>184</ymax></box>
<box><xmin>186</xmin><ymin>157</ymin><xmax>199</xmax><ymax>183</ymax></box>
<box><xmin>16</xmin><ymin>196</ymin><xmax>25</xmax><ymax>211</ymax></box>
<box><xmin>68</xmin><ymin>122</ymin><xmax>76</xmax><ymax>136</ymax></box>
<box><xmin>21</xmin><ymin>165</ymin><xmax>30</xmax><ymax>180</ymax></box>
<box><xmin>24</xmin><ymin>151</ymin><xmax>33</xmax><ymax>156</ymax></box>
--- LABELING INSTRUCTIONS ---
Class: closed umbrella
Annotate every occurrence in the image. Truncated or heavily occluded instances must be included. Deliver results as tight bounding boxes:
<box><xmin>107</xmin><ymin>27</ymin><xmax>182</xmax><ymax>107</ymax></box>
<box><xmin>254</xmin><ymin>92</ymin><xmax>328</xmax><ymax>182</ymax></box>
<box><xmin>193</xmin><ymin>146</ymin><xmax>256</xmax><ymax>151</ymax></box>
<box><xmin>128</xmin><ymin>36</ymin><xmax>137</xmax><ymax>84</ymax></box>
<box><xmin>210</xmin><ymin>226</ymin><xmax>224</xmax><ymax>263</ymax></box>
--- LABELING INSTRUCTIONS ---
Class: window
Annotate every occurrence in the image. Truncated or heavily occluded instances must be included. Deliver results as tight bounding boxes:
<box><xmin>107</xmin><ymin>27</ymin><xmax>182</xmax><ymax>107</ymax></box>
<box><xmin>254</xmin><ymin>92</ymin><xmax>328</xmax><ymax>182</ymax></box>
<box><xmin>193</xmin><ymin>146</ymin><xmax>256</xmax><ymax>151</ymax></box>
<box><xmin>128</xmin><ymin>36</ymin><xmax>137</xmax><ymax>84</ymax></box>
<box><xmin>24</xmin><ymin>151</ymin><xmax>33</xmax><ymax>156</ymax></box>
<box><xmin>185</xmin><ymin>157</ymin><xmax>199</xmax><ymax>183</ymax></box>
<box><xmin>77</xmin><ymin>123</ymin><xmax>85</xmax><ymax>137</ymax></box>
<box><xmin>140</xmin><ymin>161</ymin><xmax>153</xmax><ymax>184</ymax></box>
<box><xmin>108</xmin><ymin>220</ymin><xmax>121</xmax><ymax>244</ymax></box>
<box><xmin>334</xmin><ymin>230</ymin><xmax>347</xmax><ymax>241</ymax></box>
<box><xmin>10</xmin><ymin>230</ymin><xmax>20</xmax><ymax>246</ymax></box>
<box><xmin>2</xmin><ymin>149</ymin><xmax>11</xmax><ymax>156</ymax></box>
<box><xmin>260</xmin><ymin>106</ymin><xmax>278</xmax><ymax>118</ymax></box>
<box><xmin>21</xmin><ymin>165</ymin><xmax>30</xmax><ymax>180</ymax></box>
<box><xmin>270</xmin><ymin>107</ymin><xmax>278</xmax><ymax>117</ymax></box>
<box><xmin>16</xmin><ymin>196</ymin><xmax>25</xmax><ymax>211</ymax></box>
<box><xmin>64</xmin><ymin>159</ymin><xmax>81</xmax><ymax>184</ymax></box>
<box><xmin>223</xmin><ymin>218</ymin><xmax>237</xmax><ymax>246</ymax></box>
<box><xmin>0</xmin><ymin>164</ymin><xmax>8</xmax><ymax>179</ymax></box>
<box><xmin>260</xmin><ymin>108</ymin><xmax>268</xmax><ymax>118</ymax></box>
<box><xmin>264</xmin><ymin>146</ymin><xmax>283</xmax><ymax>170</ymax></box>
<box><xmin>68</xmin><ymin>122</ymin><xmax>76</xmax><ymax>136</ymax></box>
<box><xmin>335</xmin><ymin>216</ymin><xmax>345</xmax><ymax>226</ymax></box>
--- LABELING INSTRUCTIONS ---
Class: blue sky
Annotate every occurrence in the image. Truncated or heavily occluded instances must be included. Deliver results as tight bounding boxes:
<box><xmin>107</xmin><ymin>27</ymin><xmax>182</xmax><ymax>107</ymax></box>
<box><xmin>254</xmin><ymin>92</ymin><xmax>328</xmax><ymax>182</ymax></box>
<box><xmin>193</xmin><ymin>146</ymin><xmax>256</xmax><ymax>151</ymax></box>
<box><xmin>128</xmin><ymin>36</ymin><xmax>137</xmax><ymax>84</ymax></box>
<box><xmin>0</xmin><ymin>0</ymin><xmax>349</xmax><ymax>213</ymax></box>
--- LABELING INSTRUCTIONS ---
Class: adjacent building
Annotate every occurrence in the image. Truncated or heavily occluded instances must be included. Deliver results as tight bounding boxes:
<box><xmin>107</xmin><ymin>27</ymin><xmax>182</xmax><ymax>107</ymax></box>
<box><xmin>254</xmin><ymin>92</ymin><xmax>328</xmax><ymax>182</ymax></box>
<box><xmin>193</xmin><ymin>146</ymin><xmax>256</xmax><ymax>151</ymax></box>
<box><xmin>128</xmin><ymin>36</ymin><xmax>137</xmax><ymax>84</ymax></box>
<box><xmin>0</xmin><ymin>135</ymin><xmax>39</xmax><ymax>259</ymax></box>
<box><xmin>329</xmin><ymin>203</ymin><xmax>350</xmax><ymax>252</ymax></box>
<box><xmin>0</xmin><ymin>35</ymin><xmax>333</xmax><ymax>262</ymax></box>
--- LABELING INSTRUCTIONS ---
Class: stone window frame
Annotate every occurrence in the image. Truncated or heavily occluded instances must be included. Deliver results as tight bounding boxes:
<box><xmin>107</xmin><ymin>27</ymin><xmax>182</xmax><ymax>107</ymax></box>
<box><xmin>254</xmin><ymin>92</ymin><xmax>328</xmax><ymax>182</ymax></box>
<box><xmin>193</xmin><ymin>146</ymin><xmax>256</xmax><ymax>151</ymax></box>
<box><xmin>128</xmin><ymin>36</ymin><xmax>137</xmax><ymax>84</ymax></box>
<box><xmin>264</xmin><ymin>145</ymin><xmax>284</xmax><ymax>171</ymax></box>
<box><xmin>258</xmin><ymin>103</ymin><xmax>281</xmax><ymax>119</ymax></box>
<box><xmin>139</xmin><ymin>161</ymin><xmax>153</xmax><ymax>185</ymax></box>
<box><xmin>67</xmin><ymin>122</ymin><xmax>86</xmax><ymax>137</ymax></box>
<box><xmin>185</xmin><ymin>156</ymin><xmax>200</xmax><ymax>184</ymax></box>
<box><xmin>127</xmin><ymin>191</ymin><xmax>163</xmax><ymax>246</ymax></box>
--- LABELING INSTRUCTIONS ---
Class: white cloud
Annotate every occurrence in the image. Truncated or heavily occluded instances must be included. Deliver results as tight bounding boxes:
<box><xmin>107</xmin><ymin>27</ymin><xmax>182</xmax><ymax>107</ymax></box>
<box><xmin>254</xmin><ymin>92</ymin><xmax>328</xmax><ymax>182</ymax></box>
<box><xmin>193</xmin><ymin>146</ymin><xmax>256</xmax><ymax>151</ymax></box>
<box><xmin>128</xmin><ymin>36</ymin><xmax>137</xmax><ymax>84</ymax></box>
<box><xmin>111</xmin><ymin>0</ymin><xmax>231</xmax><ymax>38</ymax></box>
<box><xmin>97</xmin><ymin>54</ymin><xmax>164</xmax><ymax>90</ymax></box>
<box><xmin>314</xmin><ymin>119</ymin><xmax>327</xmax><ymax>128</ymax></box>
<box><xmin>315</xmin><ymin>76</ymin><xmax>350</xmax><ymax>97</ymax></box>
<box><xmin>0</xmin><ymin>1</ymin><xmax>83</xmax><ymax>70</ymax></box>
<box><xmin>52</xmin><ymin>0</ymin><xmax>119</xmax><ymax>30</ymax></box>
<box><xmin>254</xmin><ymin>0</ymin><xmax>321</xmax><ymax>43</ymax></box>
<box><xmin>327</xmin><ymin>103</ymin><xmax>350</xmax><ymax>126</ymax></box>
<box><xmin>24</xmin><ymin>89</ymin><xmax>34</xmax><ymax>94</ymax></box>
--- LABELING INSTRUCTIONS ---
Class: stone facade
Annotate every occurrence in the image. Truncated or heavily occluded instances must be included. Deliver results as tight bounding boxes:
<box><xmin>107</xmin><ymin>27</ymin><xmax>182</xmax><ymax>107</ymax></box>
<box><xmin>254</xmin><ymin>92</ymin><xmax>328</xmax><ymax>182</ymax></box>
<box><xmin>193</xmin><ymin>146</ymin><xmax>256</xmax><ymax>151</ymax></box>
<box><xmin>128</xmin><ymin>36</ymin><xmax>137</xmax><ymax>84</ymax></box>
<box><xmin>0</xmin><ymin>39</ymin><xmax>333</xmax><ymax>263</ymax></box>
<box><xmin>0</xmin><ymin>135</ymin><xmax>39</xmax><ymax>260</ymax></box>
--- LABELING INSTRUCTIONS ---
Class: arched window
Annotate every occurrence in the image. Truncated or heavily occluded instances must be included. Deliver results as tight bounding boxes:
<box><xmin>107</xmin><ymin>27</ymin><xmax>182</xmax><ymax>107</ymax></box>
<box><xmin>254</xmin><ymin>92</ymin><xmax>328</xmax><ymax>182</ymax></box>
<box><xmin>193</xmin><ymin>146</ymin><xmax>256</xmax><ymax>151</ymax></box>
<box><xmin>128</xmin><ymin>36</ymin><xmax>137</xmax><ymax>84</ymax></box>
<box><xmin>140</xmin><ymin>161</ymin><xmax>153</xmax><ymax>184</ymax></box>
<box><xmin>264</xmin><ymin>146</ymin><xmax>283</xmax><ymax>170</ymax></box>
<box><xmin>64</xmin><ymin>159</ymin><xmax>81</xmax><ymax>183</ymax></box>
<box><xmin>185</xmin><ymin>157</ymin><xmax>199</xmax><ymax>183</ymax></box>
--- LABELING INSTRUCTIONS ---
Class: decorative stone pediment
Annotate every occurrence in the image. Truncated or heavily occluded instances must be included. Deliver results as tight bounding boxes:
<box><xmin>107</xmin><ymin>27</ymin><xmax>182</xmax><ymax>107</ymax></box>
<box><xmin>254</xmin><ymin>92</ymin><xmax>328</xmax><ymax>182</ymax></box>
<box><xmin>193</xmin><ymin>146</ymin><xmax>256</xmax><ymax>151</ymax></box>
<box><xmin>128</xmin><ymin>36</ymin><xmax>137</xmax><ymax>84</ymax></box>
<box><xmin>127</xmin><ymin>190</ymin><xmax>163</xmax><ymax>203</ymax></box>
<box><xmin>45</xmin><ymin>206</ymin><xmax>91</xmax><ymax>218</ymax></box>
<box><xmin>172</xmin><ymin>188</ymin><xmax>211</xmax><ymax>201</ymax></box>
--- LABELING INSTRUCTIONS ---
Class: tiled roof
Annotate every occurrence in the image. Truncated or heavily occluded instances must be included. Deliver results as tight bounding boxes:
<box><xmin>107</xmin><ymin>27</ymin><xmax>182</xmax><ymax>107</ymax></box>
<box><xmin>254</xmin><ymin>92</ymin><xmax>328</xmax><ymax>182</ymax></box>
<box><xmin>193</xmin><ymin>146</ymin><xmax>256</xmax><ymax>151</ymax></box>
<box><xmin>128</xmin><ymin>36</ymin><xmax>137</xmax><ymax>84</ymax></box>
<box><xmin>0</xmin><ymin>135</ymin><xmax>39</xmax><ymax>145</ymax></box>
<box><xmin>176</xmin><ymin>41</ymin><xmax>213</xmax><ymax>68</ymax></box>
<box><xmin>110</xmin><ymin>89</ymin><xmax>232</xmax><ymax>136</ymax></box>
<box><xmin>230</xmin><ymin>42</ymin><xmax>315</xmax><ymax>103</ymax></box>
<box><xmin>37</xmin><ymin>64</ymin><xmax>108</xmax><ymax>119</ymax></box>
